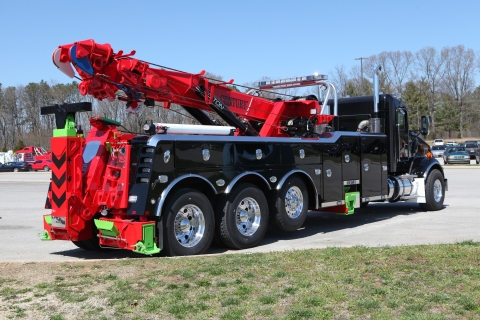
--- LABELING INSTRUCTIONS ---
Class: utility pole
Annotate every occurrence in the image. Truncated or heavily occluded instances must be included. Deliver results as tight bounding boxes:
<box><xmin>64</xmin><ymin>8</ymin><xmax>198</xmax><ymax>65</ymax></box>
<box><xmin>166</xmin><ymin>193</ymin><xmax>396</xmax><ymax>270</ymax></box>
<box><xmin>355</xmin><ymin>57</ymin><xmax>367</xmax><ymax>95</ymax></box>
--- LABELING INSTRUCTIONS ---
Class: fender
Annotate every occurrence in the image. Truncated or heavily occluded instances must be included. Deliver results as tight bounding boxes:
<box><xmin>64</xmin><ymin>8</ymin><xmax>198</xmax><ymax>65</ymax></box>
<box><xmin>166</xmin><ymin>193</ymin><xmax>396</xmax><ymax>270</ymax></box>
<box><xmin>409</xmin><ymin>156</ymin><xmax>444</xmax><ymax>177</ymax></box>
<box><xmin>276</xmin><ymin>169</ymin><xmax>319</xmax><ymax>209</ymax></box>
<box><xmin>154</xmin><ymin>174</ymin><xmax>217</xmax><ymax>217</ymax></box>
<box><xmin>409</xmin><ymin>156</ymin><xmax>447</xmax><ymax>190</ymax></box>
<box><xmin>224</xmin><ymin>171</ymin><xmax>271</xmax><ymax>194</ymax></box>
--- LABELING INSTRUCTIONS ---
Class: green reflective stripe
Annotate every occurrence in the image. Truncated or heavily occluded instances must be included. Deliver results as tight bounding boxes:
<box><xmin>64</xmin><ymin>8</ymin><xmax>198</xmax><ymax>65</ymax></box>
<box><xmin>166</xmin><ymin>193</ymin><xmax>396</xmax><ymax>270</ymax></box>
<box><xmin>44</xmin><ymin>215</ymin><xmax>52</xmax><ymax>225</ymax></box>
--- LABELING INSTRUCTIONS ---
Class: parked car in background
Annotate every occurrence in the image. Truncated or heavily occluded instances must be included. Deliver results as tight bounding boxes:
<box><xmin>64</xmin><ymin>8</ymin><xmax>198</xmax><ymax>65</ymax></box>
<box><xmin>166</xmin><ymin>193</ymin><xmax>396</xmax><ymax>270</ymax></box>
<box><xmin>433</xmin><ymin>139</ymin><xmax>444</xmax><ymax>146</ymax></box>
<box><xmin>0</xmin><ymin>162</ymin><xmax>33</xmax><ymax>172</ymax></box>
<box><xmin>31</xmin><ymin>159</ymin><xmax>52</xmax><ymax>171</ymax></box>
<box><xmin>464</xmin><ymin>142</ymin><xmax>480</xmax><ymax>160</ymax></box>
<box><xmin>445</xmin><ymin>141</ymin><xmax>457</xmax><ymax>147</ymax></box>
<box><xmin>431</xmin><ymin>145</ymin><xmax>447</xmax><ymax>158</ymax></box>
<box><xmin>443</xmin><ymin>147</ymin><xmax>472</xmax><ymax>164</ymax></box>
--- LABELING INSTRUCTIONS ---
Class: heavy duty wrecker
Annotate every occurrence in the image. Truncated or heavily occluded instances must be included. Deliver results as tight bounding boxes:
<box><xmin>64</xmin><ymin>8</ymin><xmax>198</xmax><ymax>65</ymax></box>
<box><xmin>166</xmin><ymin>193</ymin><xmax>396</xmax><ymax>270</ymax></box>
<box><xmin>41</xmin><ymin>39</ymin><xmax>447</xmax><ymax>256</ymax></box>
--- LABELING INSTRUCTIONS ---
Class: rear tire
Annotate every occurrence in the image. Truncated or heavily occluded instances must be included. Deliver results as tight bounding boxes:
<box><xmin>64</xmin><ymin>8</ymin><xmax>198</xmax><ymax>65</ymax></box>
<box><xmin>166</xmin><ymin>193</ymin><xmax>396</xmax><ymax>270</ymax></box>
<box><xmin>162</xmin><ymin>189</ymin><xmax>214</xmax><ymax>256</ymax></box>
<box><xmin>271</xmin><ymin>176</ymin><xmax>308</xmax><ymax>231</ymax></box>
<box><xmin>217</xmin><ymin>183</ymin><xmax>269</xmax><ymax>249</ymax></box>
<box><xmin>419</xmin><ymin>169</ymin><xmax>445</xmax><ymax>211</ymax></box>
<box><xmin>72</xmin><ymin>240</ymin><xmax>89</xmax><ymax>250</ymax></box>
<box><xmin>72</xmin><ymin>220</ymin><xmax>106</xmax><ymax>251</ymax></box>
<box><xmin>13</xmin><ymin>168</ymin><xmax>19</xmax><ymax>172</ymax></box>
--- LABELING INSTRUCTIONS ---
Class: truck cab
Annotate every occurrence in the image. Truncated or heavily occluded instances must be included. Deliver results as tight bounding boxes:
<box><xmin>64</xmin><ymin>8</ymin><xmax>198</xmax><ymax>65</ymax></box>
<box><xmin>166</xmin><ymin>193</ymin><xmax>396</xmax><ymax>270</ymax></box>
<box><xmin>329</xmin><ymin>94</ymin><xmax>431</xmax><ymax>175</ymax></box>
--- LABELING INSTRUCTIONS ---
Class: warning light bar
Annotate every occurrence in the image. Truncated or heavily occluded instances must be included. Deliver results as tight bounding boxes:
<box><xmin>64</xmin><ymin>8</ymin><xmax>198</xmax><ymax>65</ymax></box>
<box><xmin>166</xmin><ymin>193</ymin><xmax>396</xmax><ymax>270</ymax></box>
<box><xmin>256</xmin><ymin>74</ymin><xmax>328</xmax><ymax>90</ymax></box>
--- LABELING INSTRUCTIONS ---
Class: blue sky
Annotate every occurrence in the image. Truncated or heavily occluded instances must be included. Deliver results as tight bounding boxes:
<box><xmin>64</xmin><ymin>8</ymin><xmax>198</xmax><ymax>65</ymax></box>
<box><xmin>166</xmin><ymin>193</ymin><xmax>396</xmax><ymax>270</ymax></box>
<box><xmin>1</xmin><ymin>0</ymin><xmax>479</xmax><ymax>89</ymax></box>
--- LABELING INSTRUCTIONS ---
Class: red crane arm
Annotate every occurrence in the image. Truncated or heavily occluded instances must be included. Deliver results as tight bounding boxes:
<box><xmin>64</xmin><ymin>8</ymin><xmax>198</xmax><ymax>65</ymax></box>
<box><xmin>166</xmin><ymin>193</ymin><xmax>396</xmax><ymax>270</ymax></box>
<box><xmin>53</xmin><ymin>39</ymin><xmax>334</xmax><ymax>137</ymax></box>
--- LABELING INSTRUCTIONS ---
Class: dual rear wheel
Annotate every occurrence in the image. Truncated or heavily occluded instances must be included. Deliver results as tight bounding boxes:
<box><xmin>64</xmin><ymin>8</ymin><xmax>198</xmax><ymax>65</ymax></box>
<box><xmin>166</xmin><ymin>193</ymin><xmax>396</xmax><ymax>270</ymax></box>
<box><xmin>164</xmin><ymin>178</ymin><xmax>309</xmax><ymax>254</ymax></box>
<box><xmin>73</xmin><ymin>177</ymin><xmax>309</xmax><ymax>256</ymax></box>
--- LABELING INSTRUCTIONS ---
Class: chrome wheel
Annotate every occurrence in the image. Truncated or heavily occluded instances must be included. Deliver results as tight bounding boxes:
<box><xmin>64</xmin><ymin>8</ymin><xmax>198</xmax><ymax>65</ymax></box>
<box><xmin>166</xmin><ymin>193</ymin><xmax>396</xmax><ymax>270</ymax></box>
<box><xmin>433</xmin><ymin>179</ymin><xmax>443</xmax><ymax>202</ymax></box>
<box><xmin>284</xmin><ymin>186</ymin><xmax>304</xmax><ymax>219</ymax></box>
<box><xmin>174</xmin><ymin>204</ymin><xmax>205</xmax><ymax>248</ymax></box>
<box><xmin>43</xmin><ymin>166</ymin><xmax>49</xmax><ymax>171</ymax></box>
<box><xmin>235</xmin><ymin>197</ymin><xmax>261</xmax><ymax>236</ymax></box>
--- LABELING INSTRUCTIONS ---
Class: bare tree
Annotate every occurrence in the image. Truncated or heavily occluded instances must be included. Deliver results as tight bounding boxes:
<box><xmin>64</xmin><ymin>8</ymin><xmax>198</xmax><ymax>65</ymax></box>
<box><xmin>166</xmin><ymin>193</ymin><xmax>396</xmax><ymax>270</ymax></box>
<box><xmin>2</xmin><ymin>86</ymin><xmax>22</xmax><ymax>149</ymax></box>
<box><xmin>364</xmin><ymin>52</ymin><xmax>394</xmax><ymax>94</ymax></box>
<box><xmin>386</xmin><ymin>51</ymin><xmax>415</xmax><ymax>94</ymax></box>
<box><xmin>415</xmin><ymin>46</ymin><xmax>446</xmax><ymax>134</ymax></box>
<box><xmin>328</xmin><ymin>65</ymin><xmax>349</xmax><ymax>98</ymax></box>
<box><xmin>441</xmin><ymin>45</ymin><xmax>476</xmax><ymax>138</ymax></box>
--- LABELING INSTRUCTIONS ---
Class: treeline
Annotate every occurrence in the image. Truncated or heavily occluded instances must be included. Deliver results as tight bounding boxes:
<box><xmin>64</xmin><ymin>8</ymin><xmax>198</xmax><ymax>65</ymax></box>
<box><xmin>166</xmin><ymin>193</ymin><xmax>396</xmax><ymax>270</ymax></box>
<box><xmin>324</xmin><ymin>45</ymin><xmax>480</xmax><ymax>139</ymax></box>
<box><xmin>1</xmin><ymin>44</ymin><xmax>479</xmax><ymax>151</ymax></box>
<box><xmin>0</xmin><ymin>81</ymin><xmax>196</xmax><ymax>151</ymax></box>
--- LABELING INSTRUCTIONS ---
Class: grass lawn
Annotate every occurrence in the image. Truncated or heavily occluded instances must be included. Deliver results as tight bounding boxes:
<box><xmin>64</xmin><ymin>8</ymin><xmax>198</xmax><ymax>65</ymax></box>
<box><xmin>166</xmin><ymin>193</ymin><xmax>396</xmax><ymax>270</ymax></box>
<box><xmin>1</xmin><ymin>241</ymin><xmax>479</xmax><ymax>319</ymax></box>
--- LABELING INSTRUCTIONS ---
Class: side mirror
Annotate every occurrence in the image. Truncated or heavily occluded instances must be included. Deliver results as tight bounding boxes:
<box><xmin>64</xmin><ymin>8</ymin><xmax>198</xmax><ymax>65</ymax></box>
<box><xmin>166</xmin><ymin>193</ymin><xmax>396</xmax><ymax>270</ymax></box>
<box><xmin>421</xmin><ymin>115</ymin><xmax>430</xmax><ymax>136</ymax></box>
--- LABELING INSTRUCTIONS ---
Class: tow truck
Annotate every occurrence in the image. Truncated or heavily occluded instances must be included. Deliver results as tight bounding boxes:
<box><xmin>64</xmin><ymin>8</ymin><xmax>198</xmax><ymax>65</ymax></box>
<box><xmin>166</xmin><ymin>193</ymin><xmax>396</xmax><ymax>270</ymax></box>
<box><xmin>41</xmin><ymin>39</ymin><xmax>447</xmax><ymax>256</ymax></box>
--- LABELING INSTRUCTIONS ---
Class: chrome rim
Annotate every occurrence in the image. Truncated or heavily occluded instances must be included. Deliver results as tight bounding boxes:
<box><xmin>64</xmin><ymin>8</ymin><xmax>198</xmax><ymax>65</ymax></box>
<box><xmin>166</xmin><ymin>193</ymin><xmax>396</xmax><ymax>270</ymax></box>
<box><xmin>433</xmin><ymin>179</ymin><xmax>443</xmax><ymax>202</ymax></box>
<box><xmin>174</xmin><ymin>204</ymin><xmax>205</xmax><ymax>248</ymax></box>
<box><xmin>43</xmin><ymin>166</ymin><xmax>49</xmax><ymax>171</ymax></box>
<box><xmin>235</xmin><ymin>197</ymin><xmax>261</xmax><ymax>236</ymax></box>
<box><xmin>284</xmin><ymin>186</ymin><xmax>304</xmax><ymax>219</ymax></box>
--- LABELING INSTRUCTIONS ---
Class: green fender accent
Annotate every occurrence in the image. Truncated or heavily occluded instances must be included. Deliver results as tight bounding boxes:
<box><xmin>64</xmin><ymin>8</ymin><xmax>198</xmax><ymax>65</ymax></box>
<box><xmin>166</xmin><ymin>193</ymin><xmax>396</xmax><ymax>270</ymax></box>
<box><xmin>44</xmin><ymin>215</ymin><xmax>52</xmax><ymax>225</ymax></box>
<box><xmin>133</xmin><ymin>224</ymin><xmax>161</xmax><ymax>255</ymax></box>
<box><xmin>336</xmin><ymin>192</ymin><xmax>359</xmax><ymax>215</ymax></box>
<box><xmin>345</xmin><ymin>192</ymin><xmax>359</xmax><ymax>214</ymax></box>
<box><xmin>94</xmin><ymin>219</ymin><xmax>120</xmax><ymax>237</ymax></box>
<box><xmin>39</xmin><ymin>231</ymin><xmax>51</xmax><ymax>241</ymax></box>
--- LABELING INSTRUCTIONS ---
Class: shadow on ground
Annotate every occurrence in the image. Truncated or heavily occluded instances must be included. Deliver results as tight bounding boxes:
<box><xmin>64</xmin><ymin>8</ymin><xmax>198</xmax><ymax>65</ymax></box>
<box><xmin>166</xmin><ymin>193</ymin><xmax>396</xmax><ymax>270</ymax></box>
<box><xmin>51</xmin><ymin>201</ymin><xmax>441</xmax><ymax>259</ymax></box>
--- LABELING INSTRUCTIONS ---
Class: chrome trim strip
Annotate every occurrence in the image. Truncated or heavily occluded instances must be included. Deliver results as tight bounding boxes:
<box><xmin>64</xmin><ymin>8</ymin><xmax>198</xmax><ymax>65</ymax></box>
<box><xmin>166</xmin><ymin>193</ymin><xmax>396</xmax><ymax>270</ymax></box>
<box><xmin>322</xmin><ymin>200</ymin><xmax>345</xmax><ymax>208</ymax></box>
<box><xmin>362</xmin><ymin>195</ymin><xmax>385</xmax><ymax>202</ymax></box>
<box><xmin>276</xmin><ymin>169</ymin><xmax>319</xmax><ymax>209</ymax></box>
<box><xmin>155</xmin><ymin>174</ymin><xmax>217</xmax><ymax>217</ymax></box>
<box><xmin>225</xmin><ymin>171</ymin><xmax>271</xmax><ymax>194</ymax></box>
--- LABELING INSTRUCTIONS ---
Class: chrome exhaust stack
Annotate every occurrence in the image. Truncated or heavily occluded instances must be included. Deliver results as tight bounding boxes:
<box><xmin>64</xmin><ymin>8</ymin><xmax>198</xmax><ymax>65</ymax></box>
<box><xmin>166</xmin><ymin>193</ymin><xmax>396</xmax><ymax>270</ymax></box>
<box><xmin>370</xmin><ymin>65</ymin><xmax>384</xmax><ymax>133</ymax></box>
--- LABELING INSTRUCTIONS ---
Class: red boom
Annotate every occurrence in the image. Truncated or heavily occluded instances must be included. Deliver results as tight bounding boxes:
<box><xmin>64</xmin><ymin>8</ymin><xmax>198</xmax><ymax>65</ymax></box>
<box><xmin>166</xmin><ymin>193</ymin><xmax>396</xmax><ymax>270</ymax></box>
<box><xmin>53</xmin><ymin>39</ymin><xmax>334</xmax><ymax>137</ymax></box>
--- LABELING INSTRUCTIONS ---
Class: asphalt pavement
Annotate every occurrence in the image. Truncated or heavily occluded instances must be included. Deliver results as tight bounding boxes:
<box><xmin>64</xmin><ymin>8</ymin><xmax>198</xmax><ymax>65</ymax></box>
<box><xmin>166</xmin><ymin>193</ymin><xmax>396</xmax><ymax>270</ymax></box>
<box><xmin>0</xmin><ymin>164</ymin><xmax>479</xmax><ymax>262</ymax></box>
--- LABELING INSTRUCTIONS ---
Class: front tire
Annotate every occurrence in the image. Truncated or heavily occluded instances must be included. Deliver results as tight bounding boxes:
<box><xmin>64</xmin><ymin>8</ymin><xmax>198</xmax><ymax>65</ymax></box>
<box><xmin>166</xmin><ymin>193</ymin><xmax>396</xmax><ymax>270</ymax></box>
<box><xmin>217</xmin><ymin>183</ymin><xmax>269</xmax><ymax>249</ymax></box>
<box><xmin>13</xmin><ymin>168</ymin><xmax>19</xmax><ymax>172</ymax></box>
<box><xmin>162</xmin><ymin>189</ymin><xmax>214</xmax><ymax>256</ymax></box>
<box><xmin>271</xmin><ymin>176</ymin><xmax>308</xmax><ymax>231</ymax></box>
<box><xmin>43</xmin><ymin>166</ymin><xmax>50</xmax><ymax>171</ymax></box>
<box><xmin>419</xmin><ymin>169</ymin><xmax>445</xmax><ymax>211</ymax></box>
